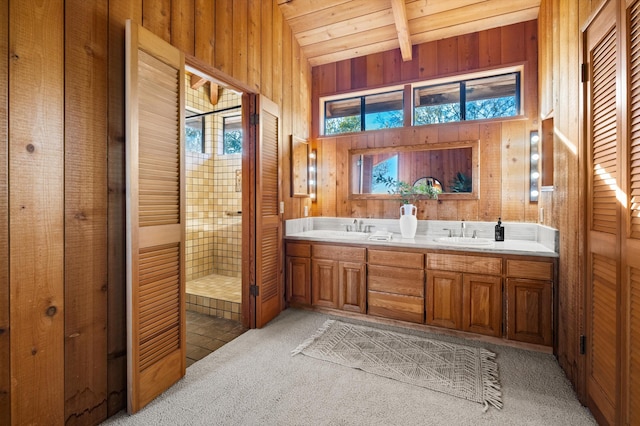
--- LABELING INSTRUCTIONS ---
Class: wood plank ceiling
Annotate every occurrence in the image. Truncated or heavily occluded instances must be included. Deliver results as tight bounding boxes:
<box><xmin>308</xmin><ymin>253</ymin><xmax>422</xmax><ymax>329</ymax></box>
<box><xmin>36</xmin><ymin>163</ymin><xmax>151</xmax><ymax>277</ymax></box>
<box><xmin>278</xmin><ymin>0</ymin><xmax>541</xmax><ymax>66</ymax></box>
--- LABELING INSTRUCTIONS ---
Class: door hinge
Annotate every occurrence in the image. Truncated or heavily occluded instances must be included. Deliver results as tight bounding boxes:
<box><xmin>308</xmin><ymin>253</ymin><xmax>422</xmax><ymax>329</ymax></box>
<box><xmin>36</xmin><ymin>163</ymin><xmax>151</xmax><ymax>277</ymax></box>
<box><xmin>580</xmin><ymin>335</ymin><xmax>586</xmax><ymax>355</ymax></box>
<box><xmin>250</xmin><ymin>284</ymin><xmax>259</xmax><ymax>296</ymax></box>
<box><xmin>581</xmin><ymin>63</ymin><xmax>588</xmax><ymax>83</ymax></box>
<box><xmin>250</xmin><ymin>113</ymin><xmax>259</xmax><ymax>125</ymax></box>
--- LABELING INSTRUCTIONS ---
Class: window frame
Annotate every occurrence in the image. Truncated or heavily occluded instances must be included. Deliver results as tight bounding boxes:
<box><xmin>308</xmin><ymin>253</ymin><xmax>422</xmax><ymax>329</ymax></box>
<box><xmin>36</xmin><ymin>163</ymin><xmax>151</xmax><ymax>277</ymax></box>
<box><xmin>318</xmin><ymin>65</ymin><xmax>524</xmax><ymax>136</ymax></box>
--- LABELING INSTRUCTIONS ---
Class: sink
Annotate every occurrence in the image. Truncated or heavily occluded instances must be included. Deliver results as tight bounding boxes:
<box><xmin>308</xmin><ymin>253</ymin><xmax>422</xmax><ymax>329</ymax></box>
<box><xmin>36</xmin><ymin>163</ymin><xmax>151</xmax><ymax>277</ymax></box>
<box><xmin>291</xmin><ymin>230</ymin><xmax>370</xmax><ymax>240</ymax></box>
<box><xmin>435</xmin><ymin>236</ymin><xmax>495</xmax><ymax>247</ymax></box>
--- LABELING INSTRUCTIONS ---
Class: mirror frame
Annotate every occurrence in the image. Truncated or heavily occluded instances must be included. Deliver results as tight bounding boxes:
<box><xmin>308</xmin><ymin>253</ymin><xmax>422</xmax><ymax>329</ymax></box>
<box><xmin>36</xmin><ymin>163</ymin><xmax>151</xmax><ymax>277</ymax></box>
<box><xmin>349</xmin><ymin>140</ymin><xmax>480</xmax><ymax>201</ymax></box>
<box><xmin>290</xmin><ymin>135</ymin><xmax>310</xmax><ymax>197</ymax></box>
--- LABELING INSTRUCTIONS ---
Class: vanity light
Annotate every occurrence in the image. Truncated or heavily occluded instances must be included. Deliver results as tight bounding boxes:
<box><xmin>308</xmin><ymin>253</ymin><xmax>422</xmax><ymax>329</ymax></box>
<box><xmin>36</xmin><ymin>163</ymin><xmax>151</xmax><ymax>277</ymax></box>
<box><xmin>530</xmin><ymin>130</ymin><xmax>540</xmax><ymax>202</ymax></box>
<box><xmin>309</xmin><ymin>149</ymin><xmax>317</xmax><ymax>203</ymax></box>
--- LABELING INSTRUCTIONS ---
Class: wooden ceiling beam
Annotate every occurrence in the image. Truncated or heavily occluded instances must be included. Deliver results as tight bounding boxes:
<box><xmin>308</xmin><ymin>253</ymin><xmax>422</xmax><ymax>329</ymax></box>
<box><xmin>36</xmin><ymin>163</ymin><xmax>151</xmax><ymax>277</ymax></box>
<box><xmin>390</xmin><ymin>0</ymin><xmax>412</xmax><ymax>61</ymax></box>
<box><xmin>190</xmin><ymin>73</ymin><xmax>207</xmax><ymax>90</ymax></box>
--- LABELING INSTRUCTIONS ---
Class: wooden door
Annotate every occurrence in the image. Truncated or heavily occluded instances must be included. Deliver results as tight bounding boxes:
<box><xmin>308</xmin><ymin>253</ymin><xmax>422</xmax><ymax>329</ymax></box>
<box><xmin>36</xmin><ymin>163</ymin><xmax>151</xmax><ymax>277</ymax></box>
<box><xmin>339</xmin><ymin>261</ymin><xmax>366</xmax><ymax>313</ymax></box>
<box><xmin>625</xmin><ymin>1</ymin><xmax>640</xmax><ymax>421</ymax></box>
<box><xmin>506</xmin><ymin>278</ymin><xmax>552</xmax><ymax>345</ymax></box>
<box><xmin>426</xmin><ymin>270</ymin><xmax>462</xmax><ymax>329</ymax></box>
<box><xmin>584</xmin><ymin>2</ymin><xmax>620</xmax><ymax>423</ymax></box>
<box><xmin>312</xmin><ymin>259</ymin><xmax>339</xmax><ymax>308</ymax></box>
<box><xmin>125</xmin><ymin>20</ymin><xmax>185</xmax><ymax>413</ymax></box>
<box><xmin>462</xmin><ymin>274</ymin><xmax>502</xmax><ymax>337</ymax></box>
<box><xmin>254</xmin><ymin>96</ymin><xmax>283</xmax><ymax>328</ymax></box>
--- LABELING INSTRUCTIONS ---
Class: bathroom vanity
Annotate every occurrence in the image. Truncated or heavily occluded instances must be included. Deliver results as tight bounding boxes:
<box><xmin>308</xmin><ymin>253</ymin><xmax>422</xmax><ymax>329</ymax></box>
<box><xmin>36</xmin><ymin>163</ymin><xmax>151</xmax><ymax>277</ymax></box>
<box><xmin>285</xmin><ymin>218</ymin><xmax>558</xmax><ymax>349</ymax></box>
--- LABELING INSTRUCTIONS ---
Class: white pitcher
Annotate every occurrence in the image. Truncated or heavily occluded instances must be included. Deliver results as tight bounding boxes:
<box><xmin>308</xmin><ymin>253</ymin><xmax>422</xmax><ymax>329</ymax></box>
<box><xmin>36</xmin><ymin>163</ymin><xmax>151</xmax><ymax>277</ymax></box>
<box><xmin>399</xmin><ymin>204</ymin><xmax>418</xmax><ymax>238</ymax></box>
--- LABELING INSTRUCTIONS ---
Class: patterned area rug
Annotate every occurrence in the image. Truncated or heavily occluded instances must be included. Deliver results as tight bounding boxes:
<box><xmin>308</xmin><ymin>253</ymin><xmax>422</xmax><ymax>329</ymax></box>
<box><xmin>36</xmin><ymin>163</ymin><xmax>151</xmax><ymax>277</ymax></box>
<box><xmin>292</xmin><ymin>320</ymin><xmax>502</xmax><ymax>411</ymax></box>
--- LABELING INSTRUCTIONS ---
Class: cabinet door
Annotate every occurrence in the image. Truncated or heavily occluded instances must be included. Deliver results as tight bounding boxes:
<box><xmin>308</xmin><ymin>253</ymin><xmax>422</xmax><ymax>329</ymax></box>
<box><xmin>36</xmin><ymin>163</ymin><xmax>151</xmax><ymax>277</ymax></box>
<box><xmin>339</xmin><ymin>261</ymin><xmax>366</xmax><ymax>313</ymax></box>
<box><xmin>426</xmin><ymin>270</ymin><xmax>462</xmax><ymax>329</ymax></box>
<box><xmin>506</xmin><ymin>278</ymin><xmax>552</xmax><ymax>346</ymax></box>
<box><xmin>286</xmin><ymin>256</ymin><xmax>310</xmax><ymax>305</ymax></box>
<box><xmin>312</xmin><ymin>259</ymin><xmax>339</xmax><ymax>308</ymax></box>
<box><xmin>462</xmin><ymin>274</ymin><xmax>502</xmax><ymax>337</ymax></box>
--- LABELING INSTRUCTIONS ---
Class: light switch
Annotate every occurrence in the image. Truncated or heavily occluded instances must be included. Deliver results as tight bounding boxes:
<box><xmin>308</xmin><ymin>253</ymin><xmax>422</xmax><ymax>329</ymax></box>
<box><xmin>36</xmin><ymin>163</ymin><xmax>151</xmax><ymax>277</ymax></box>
<box><xmin>280</xmin><ymin>201</ymin><xmax>284</xmax><ymax>214</ymax></box>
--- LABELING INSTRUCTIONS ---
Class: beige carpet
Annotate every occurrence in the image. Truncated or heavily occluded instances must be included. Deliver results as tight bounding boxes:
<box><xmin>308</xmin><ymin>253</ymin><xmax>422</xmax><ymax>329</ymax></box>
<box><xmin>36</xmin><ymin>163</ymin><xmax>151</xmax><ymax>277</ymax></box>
<box><xmin>293</xmin><ymin>319</ymin><xmax>502</xmax><ymax>411</ymax></box>
<box><xmin>103</xmin><ymin>308</ymin><xmax>595</xmax><ymax>426</ymax></box>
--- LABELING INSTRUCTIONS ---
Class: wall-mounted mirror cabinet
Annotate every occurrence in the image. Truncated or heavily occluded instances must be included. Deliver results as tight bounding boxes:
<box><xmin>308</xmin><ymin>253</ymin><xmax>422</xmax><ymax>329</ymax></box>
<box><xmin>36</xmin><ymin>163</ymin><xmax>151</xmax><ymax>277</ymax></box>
<box><xmin>291</xmin><ymin>135</ymin><xmax>310</xmax><ymax>197</ymax></box>
<box><xmin>350</xmin><ymin>141</ymin><xmax>479</xmax><ymax>200</ymax></box>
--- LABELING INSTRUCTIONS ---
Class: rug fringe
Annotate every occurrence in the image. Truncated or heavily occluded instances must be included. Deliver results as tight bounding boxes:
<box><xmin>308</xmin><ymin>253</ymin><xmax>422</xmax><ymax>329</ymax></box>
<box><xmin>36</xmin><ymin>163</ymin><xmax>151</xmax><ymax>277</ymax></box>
<box><xmin>480</xmin><ymin>348</ymin><xmax>503</xmax><ymax>411</ymax></box>
<box><xmin>291</xmin><ymin>319</ymin><xmax>335</xmax><ymax>356</ymax></box>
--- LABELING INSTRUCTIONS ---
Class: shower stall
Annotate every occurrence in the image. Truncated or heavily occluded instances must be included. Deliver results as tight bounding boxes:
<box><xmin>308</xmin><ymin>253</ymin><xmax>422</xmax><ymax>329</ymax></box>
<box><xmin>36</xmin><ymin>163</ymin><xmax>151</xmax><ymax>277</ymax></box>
<box><xmin>184</xmin><ymin>73</ymin><xmax>243</xmax><ymax>322</ymax></box>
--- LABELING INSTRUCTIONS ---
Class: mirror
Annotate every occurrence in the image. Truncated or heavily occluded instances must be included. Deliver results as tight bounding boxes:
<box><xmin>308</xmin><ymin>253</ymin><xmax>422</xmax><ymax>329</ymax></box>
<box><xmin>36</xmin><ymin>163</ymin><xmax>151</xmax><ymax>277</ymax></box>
<box><xmin>291</xmin><ymin>135</ymin><xmax>309</xmax><ymax>197</ymax></box>
<box><xmin>350</xmin><ymin>141</ymin><xmax>479</xmax><ymax>200</ymax></box>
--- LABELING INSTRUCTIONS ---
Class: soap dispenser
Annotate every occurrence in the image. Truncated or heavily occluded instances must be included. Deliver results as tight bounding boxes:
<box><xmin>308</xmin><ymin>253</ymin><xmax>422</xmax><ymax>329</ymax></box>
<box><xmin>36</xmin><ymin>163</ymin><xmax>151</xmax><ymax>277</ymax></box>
<box><xmin>495</xmin><ymin>218</ymin><xmax>505</xmax><ymax>241</ymax></box>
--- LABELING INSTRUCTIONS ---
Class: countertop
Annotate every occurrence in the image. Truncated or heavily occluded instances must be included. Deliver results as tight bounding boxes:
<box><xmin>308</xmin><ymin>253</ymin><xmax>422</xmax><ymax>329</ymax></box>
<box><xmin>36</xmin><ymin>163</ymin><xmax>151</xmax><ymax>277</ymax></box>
<box><xmin>285</xmin><ymin>231</ymin><xmax>559</xmax><ymax>258</ymax></box>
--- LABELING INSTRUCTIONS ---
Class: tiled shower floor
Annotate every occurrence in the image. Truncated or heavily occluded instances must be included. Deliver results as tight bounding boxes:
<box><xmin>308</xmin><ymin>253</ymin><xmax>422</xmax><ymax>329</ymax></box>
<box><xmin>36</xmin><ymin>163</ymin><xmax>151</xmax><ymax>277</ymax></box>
<box><xmin>186</xmin><ymin>274</ymin><xmax>242</xmax><ymax>322</ymax></box>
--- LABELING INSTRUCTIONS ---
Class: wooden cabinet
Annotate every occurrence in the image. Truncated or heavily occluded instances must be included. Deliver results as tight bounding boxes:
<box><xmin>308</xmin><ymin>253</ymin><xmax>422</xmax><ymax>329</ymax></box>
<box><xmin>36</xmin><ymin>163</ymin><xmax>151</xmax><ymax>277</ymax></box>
<box><xmin>506</xmin><ymin>259</ymin><xmax>554</xmax><ymax>346</ymax></box>
<box><xmin>312</xmin><ymin>244</ymin><xmax>366</xmax><ymax>313</ymax></box>
<box><xmin>426</xmin><ymin>253</ymin><xmax>503</xmax><ymax>337</ymax></box>
<box><xmin>286</xmin><ymin>242</ymin><xmax>311</xmax><ymax>305</ymax></box>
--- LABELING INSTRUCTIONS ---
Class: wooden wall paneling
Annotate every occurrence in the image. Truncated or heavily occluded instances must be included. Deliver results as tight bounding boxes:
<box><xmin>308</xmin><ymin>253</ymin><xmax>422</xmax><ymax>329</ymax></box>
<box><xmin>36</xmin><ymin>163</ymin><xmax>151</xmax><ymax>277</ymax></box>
<box><xmin>272</xmin><ymin>1</ymin><xmax>284</xmax><ymax>106</ymax></box>
<box><xmin>64</xmin><ymin>1</ymin><xmax>109</xmax><ymax>424</ymax></box>
<box><xmin>437</xmin><ymin>123</ymin><xmax>460</xmax><ymax>143</ymax></box>
<box><xmin>336</xmin><ymin>59</ymin><xmax>352</xmax><ymax>92</ymax></box>
<box><xmin>457</xmin><ymin>200</ymin><xmax>479</xmax><ymax>221</ymax></box>
<box><xmin>194</xmin><ymin>0</ymin><xmax>215</xmax><ymax>65</ymax></box>
<box><xmin>319</xmin><ymin>138</ymin><xmax>338</xmax><ymax>217</ymax></box>
<box><xmin>501</xmin><ymin>22</ymin><xmax>527</xmax><ymax>63</ymax></box>
<box><xmin>437</xmin><ymin>37</ymin><xmax>458</xmax><ymax>75</ymax></box>
<box><xmin>351</xmin><ymin>56</ymin><xmax>368</xmax><ymax>89</ymax></box>
<box><xmin>336</xmin><ymin>138</ymin><xmax>351</xmax><ymax>217</ymax></box>
<box><xmin>261</xmin><ymin>0</ymin><xmax>273</xmax><ymax>100</ymax></box>
<box><xmin>214</xmin><ymin>0</ymin><xmax>232</xmax><ymax>75</ymax></box>
<box><xmin>383</xmin><ymin>50</ymin><xmax>402</xmax><ymax>84</ymax></box>
<box><xmin>248</xmin><ymin>0</ymin><xmax>261</xmax><ymax>92</ymax></box>
<box><xmin>9</xmin><ymin>0</ymin><xmax>65</xmax><ymax>423</ymax></box>
<box><xmin>282</xmin><ymin>22</ymin><xmax>297</xmax><ymax>219</ymax></box>
<box><xmin>401</xmin><ymin>44</ymin><xmax>420</xmax><ymax>81</ymax></box>
<box><xmin>501</xmin><ymin>120</ymin><xmax>527</xmax><ymax>221</ymax></box>
<box><xmin>457</xmin><ymin>33</ymin><xmax>480</xmax><ymax>71</ymax></box>
<box><xmin>418</xmin><ymin>41</ymin><xmax>438</xmax><ymax>79</ymax></box>
<box><xmin>437</xmin><ymin>200</ymin><xmax>459</xmax><ymax>220</ymax></box>
<box><xmin>478</xmin><ymin>27</ymin><xmax>502</xmax><ymax>68</ymax></box>
<box><xmin>300</xmin><ymin>50</ymin><xmax>312</xmax><ymax>139</ymax></box>
<box><xmin>292</xmin><ymin>41</ymin><xmax>303</xmax><ymax>138</ymax></box>
<box><xmin>171</xmin><ymin>0</ymin><xmax>195</xmax><ymax>55</ymax></box>
<box><xmin>142</xmin><ymin>0</ymin><xmax>171</xmax><ymax>42</ymax></box>
<box><xmin>107</xmin><ymin>0</ymin><xmax>142</xmax><ymax>416</ymax></box>
<box><xmin>366</xmin><ymin>52</ymin><xmax>385</xmax><ymax>87</ymax></box>
<box><xmin>0</xmin><ymin>0</ymin><xmax>8</xmax><ymax>422</ymax></box>
<box><xmin>233</xmin><ymin>0</ymin><xmax>248</xmax><ymax>84</ymax></box>
<box><xmin>478</xmin><ymin>123</ymin><xmax>502</xmax><ymax>221</ymax></box>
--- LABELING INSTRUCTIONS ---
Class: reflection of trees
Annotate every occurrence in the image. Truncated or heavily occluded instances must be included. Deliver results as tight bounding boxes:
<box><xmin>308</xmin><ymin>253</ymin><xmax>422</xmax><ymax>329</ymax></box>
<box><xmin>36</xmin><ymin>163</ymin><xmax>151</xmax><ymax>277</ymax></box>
<box><xmin>186</xmin><ymin>127</ymin><xmax>203</xmax><ymax>152</ymax></box>
<box><xmin>325</xmin><ymin>115</ymin><xmax>361</xmax><ymax>135</ymax></box>
<box><xmin>466</xmin><ymin>97</ymin><xmax>516</xmax><ymax>120</ymax></box>
<box><xmin>224</xmin><ymin>130</ymin><xmax>242</xmax><ymax>154</ymax></box>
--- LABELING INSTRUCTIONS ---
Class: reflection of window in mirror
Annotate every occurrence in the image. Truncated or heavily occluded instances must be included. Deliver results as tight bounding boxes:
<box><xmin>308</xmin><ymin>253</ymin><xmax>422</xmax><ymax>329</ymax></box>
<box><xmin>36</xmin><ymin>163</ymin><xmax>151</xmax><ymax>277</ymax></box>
<box><xmin>223</xmin><ymin>115</ymin><xmax>242</xmax><ymax>154</ymax></box>
<box><xmin>185</xmin><ymin>108</ymin><xmax>205</xmax><ymax>154</ymax></box>
<box><xmin>371</xmin><ymin>155</ymin><xmax>398</xmax><ymax>193</ymax></box>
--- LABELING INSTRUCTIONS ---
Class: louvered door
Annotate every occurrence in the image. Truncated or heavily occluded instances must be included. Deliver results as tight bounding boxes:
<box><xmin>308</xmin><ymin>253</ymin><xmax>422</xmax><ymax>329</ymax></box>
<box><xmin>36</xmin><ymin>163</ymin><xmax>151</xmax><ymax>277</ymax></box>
<box><xmin>584</xmin><ymin>2</ymin><xmax>619</xmax><ymax>424</ymax></box>
<box><xmin>626</xmin><ymin>1</ymin><xmax>640</xmax><ymax>423</ymax></box>
<box><xmin>255</xmin><ymin>96</ymin><xmax>283</xmax><ymax>328</ymax></box>
<box><xmin>125</xmin><ymin>20</ymin><xmax>185</xmax><ymax>413</ymax></box>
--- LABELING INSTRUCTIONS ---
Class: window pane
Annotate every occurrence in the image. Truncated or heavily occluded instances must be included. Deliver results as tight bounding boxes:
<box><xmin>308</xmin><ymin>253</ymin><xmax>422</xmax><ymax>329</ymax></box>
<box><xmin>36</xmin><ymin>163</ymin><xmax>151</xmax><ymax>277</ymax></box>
<box><xmin>465</xmin><ymin>73</ymin><xmax>518</xmax><ymax>120</ymax></box>
<box><xmin>186</xmin><ymin>116</ymin><xmax>205</xmax><ymax>153</ymax></box>
<box><xmin>413</xmin><ymin>83</ymin><xmax>461</xmax><ymax>125</ymax></box>
<box><xmin>325</xmin><ymin>97</ymin><xmax>361</xmax><ymax>135</ymax></box>
<box><xmin>371</xmin><ymin>155</ymin><xmax>398</xmax><ymax>193</ymax></box>
<box><xmin>364</xmin><ymin>91</ymin><xmax>404</xmax><ymax>131</ymax></box>
<box><xmin>223</xmin><ymin>115</ymin><xmax>242</xmax><ymax>154</ymax></box>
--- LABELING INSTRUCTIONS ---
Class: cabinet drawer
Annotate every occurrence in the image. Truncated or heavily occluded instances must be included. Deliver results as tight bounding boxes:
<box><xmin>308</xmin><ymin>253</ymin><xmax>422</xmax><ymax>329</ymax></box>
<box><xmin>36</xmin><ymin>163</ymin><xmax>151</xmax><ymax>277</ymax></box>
<box><xmin>368</xmin><ymin>291</ymin><xmax>424</xmax><ymax>324</ymax></box>
<box><xmin>286</xmin><ymin>242</ymin><xmax>310</xmax><ymax>258</ymax></box>
<box><xmin>313</xmin><ymin>244</ymin><xmax>366</xmax><ymax>262</ymax></box>
<box><xmin>368</xmin><ymin>265</ymin><xmax>424</xmax><ymax>297</ymax></box>
<box><xmin>506</xmin><ymin>259</ymin><xmax>553</xmax><ymax>281</ymax></box>
<box><xmin>427</xmin><ymin>253</ymin><xmax>502</xmax><ymax>275</ymax></box>
<box><xmin>368</xmin><ymin>249</ymin><xmax>424</xmax><ymax>269</ymax></box>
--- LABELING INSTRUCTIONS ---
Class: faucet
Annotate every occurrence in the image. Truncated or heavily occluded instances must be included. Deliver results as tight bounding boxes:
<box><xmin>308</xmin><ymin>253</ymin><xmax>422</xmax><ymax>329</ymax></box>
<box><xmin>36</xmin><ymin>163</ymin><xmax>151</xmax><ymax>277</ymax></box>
<box><xmin>460</xmin><ymin>221</ymin><xmax>466</xmax><ymax>238</ymax></box>
<box><xmin>352</xmin><ymin>219</ymin><xmax>360</xmax><ymax>232</ymax></box>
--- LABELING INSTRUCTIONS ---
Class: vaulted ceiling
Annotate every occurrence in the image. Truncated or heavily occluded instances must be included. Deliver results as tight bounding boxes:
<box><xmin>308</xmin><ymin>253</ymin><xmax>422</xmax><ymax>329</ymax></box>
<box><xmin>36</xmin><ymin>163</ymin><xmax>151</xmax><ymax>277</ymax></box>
<box><xmin>278</xmin><ymin>0</ymin><xmax>541</xmax><ymax>66</ymax></box>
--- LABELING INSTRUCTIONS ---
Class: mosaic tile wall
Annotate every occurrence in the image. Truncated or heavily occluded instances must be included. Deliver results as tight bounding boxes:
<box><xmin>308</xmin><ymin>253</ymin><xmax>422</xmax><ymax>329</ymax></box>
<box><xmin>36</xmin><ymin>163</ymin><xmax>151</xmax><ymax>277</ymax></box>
<box><xmin>185</xmin><ymin>75</ymin><xmax>242</xmax><ymax>281</ymax></box>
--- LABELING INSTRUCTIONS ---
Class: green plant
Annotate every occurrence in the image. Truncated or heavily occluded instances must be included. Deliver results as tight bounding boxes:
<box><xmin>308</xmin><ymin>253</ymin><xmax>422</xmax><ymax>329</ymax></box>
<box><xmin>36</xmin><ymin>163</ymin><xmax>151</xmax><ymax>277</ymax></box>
<box><xmin>383</xmin><ymin>178</ymin><xmax>441</xmax><ymax>204</ymax></box>
<box><xmin>450</xmin><ymin>172</ymin><xmax>472</xmax><ymax>193</ymax></box>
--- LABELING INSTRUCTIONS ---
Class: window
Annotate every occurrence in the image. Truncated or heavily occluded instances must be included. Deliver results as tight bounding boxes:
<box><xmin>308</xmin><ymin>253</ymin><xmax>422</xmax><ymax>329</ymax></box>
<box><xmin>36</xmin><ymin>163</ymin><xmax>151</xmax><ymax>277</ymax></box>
<box><xmin>223</xmin><ymin>115</ymin><xmax>242</xmax><ymax>154</ymax></box>
<box><xmin>185</xmin><ymin>115</ymin><xmax>205</xmax><ymax>153</ymax></box>
<box><xmin>371</xmin><ymin>155</ymin><xmax>398</xmax><ymax>193</ymax></box>
<box><xmin>324</xmin><ymin>90</ymin><xmax>404</xmax><ymax>135</ymax></box>
<box><xmin>414</xmin><ymin>72</ymin><xmax>520</xmax><ymax>125</ymax></box>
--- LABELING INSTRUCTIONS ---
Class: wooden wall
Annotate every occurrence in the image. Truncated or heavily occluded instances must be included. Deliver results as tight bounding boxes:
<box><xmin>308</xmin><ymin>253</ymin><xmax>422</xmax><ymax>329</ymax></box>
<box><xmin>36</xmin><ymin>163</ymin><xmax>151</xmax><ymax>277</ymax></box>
<box><xmin>0</xmin><ymin>0</ymin><xmax>311</xmax><ymax>424</ymax></box>
<box><xmin>310</xmin><ymin>21</ymin><xmax>540</xmax><ymax>223</ymax></box>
